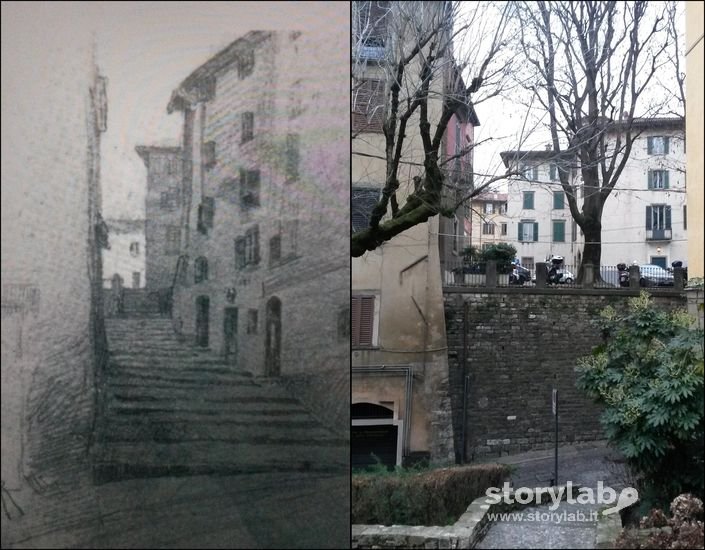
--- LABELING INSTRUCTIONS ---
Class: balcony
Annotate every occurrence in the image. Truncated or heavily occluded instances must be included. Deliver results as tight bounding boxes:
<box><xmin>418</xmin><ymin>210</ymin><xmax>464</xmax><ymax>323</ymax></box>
<box><xmin>646</xmin><ymin>228</ymin><xmax>672</xmax><ymax>241</ymax></box>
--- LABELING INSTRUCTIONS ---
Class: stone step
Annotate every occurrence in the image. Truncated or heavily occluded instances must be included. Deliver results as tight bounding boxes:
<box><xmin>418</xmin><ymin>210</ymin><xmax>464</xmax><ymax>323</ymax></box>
<box><xmin>103</xmin><ymin>407</ymin><xmax>317</xmax><ymax>423</ymax></box>
<box><xmin>92</xmin><ymin>440</ymin><xmax>349</xmax><ymax>478</ymax></box>
<box><xmin>105</xmin><ymin>368</ymin><xmax>256</xmax><ymax>388</ymax></box>
<box><xmin>100</xmin><ymin>417</ymin><xmax>336</xmax><ymax>443</ymax></box>
<box><xmin>105</xmin><ymin>381</ymin><xmax>296</xmax><ymax>403</ymax></box>
<box><xmin>108</xmin><ymin>361</ymin><xmax>252</xmax><ymax>376</ymax></box>
<box><xmin>107</xmin><ymin>393</ymin><xmax>301</xmax><ymax>411</ymax></box>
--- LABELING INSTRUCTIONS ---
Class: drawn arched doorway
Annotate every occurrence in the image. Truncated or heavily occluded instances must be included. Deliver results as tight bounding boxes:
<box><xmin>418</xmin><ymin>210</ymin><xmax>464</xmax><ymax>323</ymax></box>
<box><xmin>265</xmin><ymin>296</ymin><xmax>281</xmax><ymax>376</ymax></box>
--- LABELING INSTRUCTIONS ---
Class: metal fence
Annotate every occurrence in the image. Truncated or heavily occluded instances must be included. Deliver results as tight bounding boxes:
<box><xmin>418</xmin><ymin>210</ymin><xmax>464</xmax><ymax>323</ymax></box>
<box><xmin>441</xmin><ymin>260</ymin><xmax>685</xmax><ymax>290</ymax></box>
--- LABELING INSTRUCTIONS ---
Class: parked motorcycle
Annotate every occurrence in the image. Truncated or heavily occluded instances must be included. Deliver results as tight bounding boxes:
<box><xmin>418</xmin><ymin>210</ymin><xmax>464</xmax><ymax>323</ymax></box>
<box><xmin>546</xmin><ymin>255</ymin><xmax>565</xmax><ymax>285</ymax></box>
<box><xmin>617</xmin><ymin>263</ymin><xmax>630</xmax><ymax>287</ymax></box>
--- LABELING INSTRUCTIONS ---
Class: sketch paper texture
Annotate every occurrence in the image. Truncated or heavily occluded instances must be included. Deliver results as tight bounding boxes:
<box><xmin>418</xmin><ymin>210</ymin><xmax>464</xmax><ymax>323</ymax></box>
<box><xmin>1</xmin><ymin>2</ymin><xmax>350</xmax><ymax>548</ymax></box>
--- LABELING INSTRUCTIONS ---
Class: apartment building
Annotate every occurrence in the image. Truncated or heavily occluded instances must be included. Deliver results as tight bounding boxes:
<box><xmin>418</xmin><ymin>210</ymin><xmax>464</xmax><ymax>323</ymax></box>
<box><xmin>166</xmin><ymin>30</ymin><xmax>349</xmax><ymax>434</ymax></box>
<box><xmin>352</xmin><ymin>0</ymin><xmax>467</xmax><ymax>467</ymax></box>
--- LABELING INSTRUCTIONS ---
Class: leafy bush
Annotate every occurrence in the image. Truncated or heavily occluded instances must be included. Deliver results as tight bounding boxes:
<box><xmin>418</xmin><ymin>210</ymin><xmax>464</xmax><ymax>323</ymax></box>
<box><xmin>577</xmin><ymin>292</ymin><xmax>704</xmax><ymax>509</ymax></box>
<box><xmin>352</xmin><ymin>463</ymin><xmax>510</xmax><ymax>526</ymax></box>
<box><xmin>479</xmin><ymin>243</ymin><xmax>517</xmax><ymax>274</ymax></box>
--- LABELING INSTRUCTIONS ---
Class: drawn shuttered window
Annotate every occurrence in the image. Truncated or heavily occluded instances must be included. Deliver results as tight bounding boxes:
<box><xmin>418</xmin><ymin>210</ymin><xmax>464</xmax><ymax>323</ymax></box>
<box><xmin>203</xmin><ymin>141</ymin><xmax>216</xmax><ymax>169</ymax></box>
<box><xmin>241</xmin><ymin>112</ymin><xmax>254</xmax><ymax>143</ymax></box>
<box><xmin>238</xmin><ymin>49</ymin><xmax>255</xmax><ymax>79</ymax></box>
<box><xmin>285</xmin><ymin>134</ymin><xmax>300</xmax><ymax>182</ymax></box>
<box><xmin>198</xmin><ymin>197</ymin><xmax>215</xmax><ymax>234</ymax></box>
<box><xmin>194</xmin><ymin>257</ymin><xmax>208</xmax><ymax>283</ymax></box>
<box><xmin>240</xmin><ymin>169</ymin><xmax>260</xmax><ymax>210</ymax></box>
<box><xmin>352</xmin><ymin>295</ymin><xmax>375</xmax><ymax>347</ymax></box>
<box><xmin>353</xmin><ymin>78</ymin><xmax>385</xmax><ymax>133</ymax></box>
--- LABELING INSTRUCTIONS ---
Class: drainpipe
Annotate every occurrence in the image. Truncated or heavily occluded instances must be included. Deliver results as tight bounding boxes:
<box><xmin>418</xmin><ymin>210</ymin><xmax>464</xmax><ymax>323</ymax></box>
<box><xmin>352</xmin><ymin>366</ymin><xmax>413</xmax><ymax>462</ymax></box>
<box><xmin>460</xmin><ymin>300</ymin><xmax>468</xmax><ymax>463</ymax></box>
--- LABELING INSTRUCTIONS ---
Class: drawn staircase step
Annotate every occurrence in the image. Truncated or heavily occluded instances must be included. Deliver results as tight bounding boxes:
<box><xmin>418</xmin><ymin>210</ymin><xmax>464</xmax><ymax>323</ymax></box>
<box><xmin>95</xmin><ymin>315</ymin><xmax>346</xmax><ymax>482</ymax></box>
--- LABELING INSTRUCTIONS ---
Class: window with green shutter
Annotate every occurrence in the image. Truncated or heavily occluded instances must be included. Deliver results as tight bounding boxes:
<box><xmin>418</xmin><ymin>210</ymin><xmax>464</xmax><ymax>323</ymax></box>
<box><xmin>553</xmin><ymin>191</ymin><xmax>565</xmax><ymax>209</ymax></box>
<box><xmin>553</xmin><ymin>220</ymin><xmax>565</xmax><ymax>242</ymax></box>
<box><xmin>523</xmin><ymin>191</ymin><xmax>534</xmax><ymax>210</ymax></box>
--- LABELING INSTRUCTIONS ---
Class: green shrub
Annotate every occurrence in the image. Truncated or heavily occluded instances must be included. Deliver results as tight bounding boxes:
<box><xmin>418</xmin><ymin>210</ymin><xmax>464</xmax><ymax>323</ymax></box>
<box><xmin>352</xmin><ymin>463</ymin><xmax>510</xmax><ymax>525</ymax></box>
<box><xmin>576</xmin><ymin>291</ymin><xmax>704</xmax><ymax>509</ymax></box>
<box><xmin>479</xmin><ymin>243</ymin><xmax>517</xmax><ymax>274</ymax></box>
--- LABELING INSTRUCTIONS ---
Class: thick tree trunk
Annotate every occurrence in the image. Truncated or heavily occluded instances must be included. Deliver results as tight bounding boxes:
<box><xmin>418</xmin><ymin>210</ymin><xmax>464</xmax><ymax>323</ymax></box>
<box><xmin>579</xmin><ymin>222</ymin><xmax>603</xmax><ymax>283</ymax></box>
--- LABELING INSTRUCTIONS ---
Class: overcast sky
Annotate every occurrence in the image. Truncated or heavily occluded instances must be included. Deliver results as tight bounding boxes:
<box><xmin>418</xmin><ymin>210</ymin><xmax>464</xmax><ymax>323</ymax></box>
<box><xmin>43</xmin><ymin>1</ymin><xmax>348</xmax><ymax>219</ymax></box>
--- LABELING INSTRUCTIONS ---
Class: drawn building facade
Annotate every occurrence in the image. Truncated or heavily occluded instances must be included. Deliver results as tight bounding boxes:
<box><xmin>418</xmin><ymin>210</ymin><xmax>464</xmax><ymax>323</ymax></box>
<box><xmin>102</xmin><ymin>219</ymin><xmax>146</xmax><ymax>289</ymax></box>
<box><xmin>135</xmin><ymin>146</ymin><xmax>183</xmax><ymax>289</ymax></box>
<box><xmin>166</xmin><ymin>30</ymin><xmax>349</xmax><ymax>434</ymax></box>
<box><xmin>1</xmin><ymin>8</ymin><xmax>107</xmax><ymax>500</ymax></box>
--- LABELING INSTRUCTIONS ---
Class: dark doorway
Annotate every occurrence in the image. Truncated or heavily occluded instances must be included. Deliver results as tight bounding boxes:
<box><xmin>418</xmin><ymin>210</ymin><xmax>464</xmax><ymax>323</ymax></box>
<box><xmin>223</xmin><ymin>307</ymin><xmax>238</xmax><ymax>366</ymax></box>
<box><xmin>650</xmin><ymin>256</ymin><xmax>667</xmax><ymax>269</ymax></box>
<box><xmin>352</xmin><ymin>403</ymin><xmax>398</xmax><ymax>470</ymax></box>
<box><xmin>196</xmin><ymin>295</ymin><xmax>210</xmax><ymax>347</ymax></box>
<box><xmin>265</xmin><ymin>296</ymin><xmax>281</xmax><ymax>376</ymax></box>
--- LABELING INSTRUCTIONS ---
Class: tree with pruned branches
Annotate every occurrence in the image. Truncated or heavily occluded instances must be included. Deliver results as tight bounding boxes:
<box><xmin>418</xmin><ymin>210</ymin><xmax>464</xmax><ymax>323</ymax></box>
<box><xmin>511</xmin><ymin>0</ymin><xmax>673</xmax><ymax>281</ymax></box>
<box><xmin>351</xmin><ymin>1</ymin><xmax>519</xmax><ymax>258</ymax></box>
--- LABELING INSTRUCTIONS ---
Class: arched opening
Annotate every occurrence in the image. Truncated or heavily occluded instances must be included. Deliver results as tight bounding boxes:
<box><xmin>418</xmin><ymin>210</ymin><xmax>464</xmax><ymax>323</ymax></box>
<box><xmin>265</xmin><ymin>296</ymin><xmax>281</xmax><ymax>376</ymax></box>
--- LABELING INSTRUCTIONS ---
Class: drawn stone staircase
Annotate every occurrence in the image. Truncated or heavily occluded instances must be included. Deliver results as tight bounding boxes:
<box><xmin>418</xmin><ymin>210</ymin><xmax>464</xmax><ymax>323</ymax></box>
<box><xmin>92</xmin><ymin>317</ymin><xmax>348</xmax><ymax>482</ymax></box>
<box><xmin>120</xmin><ymin>288</ymin><xmax>161</xmax><ymax>317</ymax></box>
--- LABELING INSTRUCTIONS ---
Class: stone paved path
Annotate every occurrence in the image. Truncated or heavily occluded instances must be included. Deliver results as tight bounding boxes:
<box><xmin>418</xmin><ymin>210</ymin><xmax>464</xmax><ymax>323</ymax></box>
<box><xmin>476</xmin><ymin>442</ymin><xmax>627</xmax><ymax>549</ymax></box>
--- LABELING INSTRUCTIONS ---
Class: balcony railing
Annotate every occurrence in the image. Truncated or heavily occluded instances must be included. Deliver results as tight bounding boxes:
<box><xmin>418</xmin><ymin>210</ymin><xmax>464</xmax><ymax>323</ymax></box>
<box><xmin>646</xmin><ymin>228</ymin><xmax>672</xmax><ymax>241</ymax></box>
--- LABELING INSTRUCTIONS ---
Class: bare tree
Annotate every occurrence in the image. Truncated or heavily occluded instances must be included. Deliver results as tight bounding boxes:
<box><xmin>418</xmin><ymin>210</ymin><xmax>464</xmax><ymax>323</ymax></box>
<box><xmin>351</xmin><ymin>1</ymin><xmax>517</xmax><ymax>257</ymax></box>
<box><xmin>512</xmin><ymin>0</ymin><xmax>669</xmax><ymax>280</ymax></box>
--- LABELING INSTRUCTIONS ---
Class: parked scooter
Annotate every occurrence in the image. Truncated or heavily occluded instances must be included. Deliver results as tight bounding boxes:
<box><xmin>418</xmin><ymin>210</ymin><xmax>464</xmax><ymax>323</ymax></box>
<box><xmin>546</xmin><ymin>255</ymin><xmax>565</xmax><ymax>285</ymax></box>
<box><xmin>617</xmin><ymin>263</ymin><xmax>630</xmax><ymax>287</ymax></box>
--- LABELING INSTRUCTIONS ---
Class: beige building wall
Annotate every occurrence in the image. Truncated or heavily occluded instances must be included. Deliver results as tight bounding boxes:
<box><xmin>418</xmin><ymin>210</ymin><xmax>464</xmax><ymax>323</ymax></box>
<box><xmin>686</xmin><ymin>1</ymin><xmax>704</xmax><ymax>278</ymax></box>
<box><xmin>352</xmin><ymin>1</ymin><xmax>455</xmax><ymax>465</ymax></box>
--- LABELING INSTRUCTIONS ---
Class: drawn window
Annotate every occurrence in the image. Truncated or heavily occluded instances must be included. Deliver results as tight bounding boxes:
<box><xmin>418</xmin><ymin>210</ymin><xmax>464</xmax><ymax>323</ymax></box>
<box><xmin>239</xmin><ymin>169</ymin><xmax>260</xmax><ymax>210</ymax></box>
<box><xmin>165</xmin><ymin>225</ymin><xmax>180</xmax><ymax>255</ymax></box>
<box><xmin>352</xmin><ymin>295</ymin><xmax>374</xmax><ymax>347</ymax></box>
<box><xmin>269</xmin><ymin>235</ymin><xmax>281</xmax><ymax>265</ymax></box>
<box><xmin>203</xmin><ymin>141</ymin><xmax>216</xmax><ymax>169</ymax></box>
<box><xmin>338</xmin><ymin>306</ymin><xmax>350</xmax><ymax>340</ymax></box>
<box><xmin>194</xmin><ymin>256</ymin><xmax>208</xmax><ymax>283</ymax></box>
<box><xmin>236</xmin><ymin>225</ymin><xmax>260</xmax><ymax>269</ymax></box>
<box><xmin>247</xmin><ymin>309</ymin><xmax>258</xmax><ymax>334</ymax></box>
<box><xmin>352</xmin><ymin>78</ymin><xmax>385</xmax><ymax>133</ymax></box>
<box><xmin>198</xmin><ymin>197</ymin><xmax>215</xmax><ymax>234</ymax></box>
<box><xmin>241</xmin><ymin>112</ymin><xmax>254</xmax><ymax>143</ymax></box>
<box><xmin>129</xmin><ymin>242</ymin><xmax>140</xmax><ymax>256</ymax></box>
<box><xmin>238</xmin><ymin>49</ymin><xmax>255</xmax><ymax>79</ymax></box>
<box><xmin>285</xmin><ymin>134</ymin><xmax>300</xmax><ymax>182</ymax></box>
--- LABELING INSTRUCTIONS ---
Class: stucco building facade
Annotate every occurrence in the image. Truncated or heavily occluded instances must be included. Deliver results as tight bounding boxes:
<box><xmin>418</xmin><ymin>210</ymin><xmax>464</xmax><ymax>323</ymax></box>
<box><xmin>102</xmin><ymin>219</ymin><xmax>146</xmax><ymax>289</ymax></box>
<box><xmin>166</xmin><ymin>30</ymin><xmax>349</xmax><ymax>435</ymax></box>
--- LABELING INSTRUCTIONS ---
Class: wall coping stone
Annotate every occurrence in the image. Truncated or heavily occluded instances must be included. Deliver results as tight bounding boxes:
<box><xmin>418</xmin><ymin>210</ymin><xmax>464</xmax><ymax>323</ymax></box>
<box><xmin>352</xmin><ymin>485</ymin><xmax>580</xmax><ymax>549</ymax></box>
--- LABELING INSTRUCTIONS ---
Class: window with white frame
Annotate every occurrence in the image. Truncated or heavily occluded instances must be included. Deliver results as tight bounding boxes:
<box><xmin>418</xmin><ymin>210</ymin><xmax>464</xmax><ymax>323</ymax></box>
<box><xmin>647</xmin><ymin>136</ymin><xmax>669</xmax><ymax>155</ymax></box>
<box><xmin>482</xmin><ymin>222</ymin><xmax>495</xmax><ymax>235</ymax></box>
<box><xmin>648</xmin><ymin>170</ymin><xmax>669</xmax><ymax>190</ymax></box>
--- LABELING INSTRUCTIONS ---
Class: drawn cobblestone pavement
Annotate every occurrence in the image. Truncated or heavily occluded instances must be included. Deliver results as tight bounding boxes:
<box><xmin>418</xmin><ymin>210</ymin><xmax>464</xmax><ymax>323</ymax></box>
<box><xmin>476</xmin><ymin>442</ymin><xmax>628</xmax><ymax>549</ymax></box>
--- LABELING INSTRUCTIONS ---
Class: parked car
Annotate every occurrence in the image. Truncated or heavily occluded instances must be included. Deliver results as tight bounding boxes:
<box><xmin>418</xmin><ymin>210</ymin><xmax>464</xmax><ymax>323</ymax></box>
<box><xmin>510</xmin><ymin>264</ymin><xmax>532</xmax><ymax>285</ymax></box>
<box><xmin>639</xmin><ymin>264</ymin><xmax>674</xmax><ymax>287</ymax></box>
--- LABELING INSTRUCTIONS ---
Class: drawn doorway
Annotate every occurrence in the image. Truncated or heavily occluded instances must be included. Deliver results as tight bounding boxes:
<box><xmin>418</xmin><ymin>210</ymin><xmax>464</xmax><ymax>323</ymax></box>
<box><xmin>196</xmin><ymin>295</ymin><xmax>210</xmax><ymax>348</ymax></box>
<box><xmin>265</xmin><ymin>296</ymin><xmax>281</xmax><ymax>376</ymax></box>
<box><xmin>223</xmin><ymin>307</ymin><xmax>238</xmax><ymax>367</ymax></box>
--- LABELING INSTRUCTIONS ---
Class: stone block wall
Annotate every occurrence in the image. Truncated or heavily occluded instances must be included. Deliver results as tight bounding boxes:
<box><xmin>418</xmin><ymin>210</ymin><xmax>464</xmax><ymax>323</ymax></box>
<box><xmin>443</xmin><ymin>288</ymin><xmax>687</xmax><ymax>460</ymax></box>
